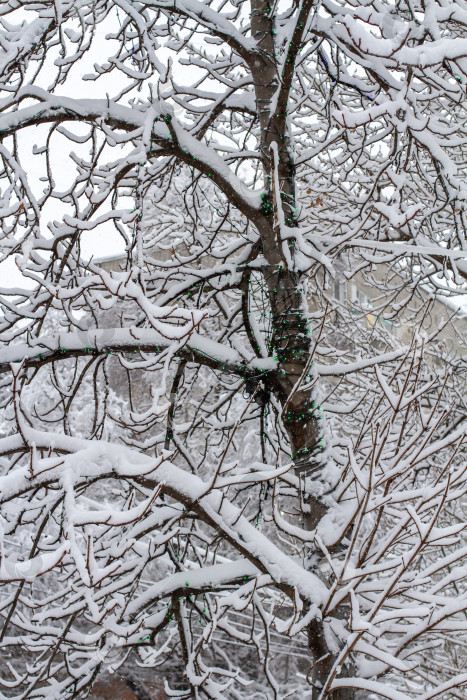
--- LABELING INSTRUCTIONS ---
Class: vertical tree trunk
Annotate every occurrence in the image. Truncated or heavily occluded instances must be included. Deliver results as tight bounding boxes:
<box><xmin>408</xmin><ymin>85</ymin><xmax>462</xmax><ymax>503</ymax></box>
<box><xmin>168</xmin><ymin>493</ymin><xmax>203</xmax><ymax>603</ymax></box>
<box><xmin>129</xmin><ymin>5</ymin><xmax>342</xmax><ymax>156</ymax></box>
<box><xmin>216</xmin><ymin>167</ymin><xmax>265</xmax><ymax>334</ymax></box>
<box><xmin>308</xmin><ymin>616</ymin><xmax>355</xmax><ymax>700</ymax></box>
<box><xmin>250</xmin><ymin>0</ymin><xmax>323</xmax><ymax>480</ymax></box>
<box><xmin>250</xmin><ymin>3</ymin><xmax>355</xmax><ymax>696</ymax></box>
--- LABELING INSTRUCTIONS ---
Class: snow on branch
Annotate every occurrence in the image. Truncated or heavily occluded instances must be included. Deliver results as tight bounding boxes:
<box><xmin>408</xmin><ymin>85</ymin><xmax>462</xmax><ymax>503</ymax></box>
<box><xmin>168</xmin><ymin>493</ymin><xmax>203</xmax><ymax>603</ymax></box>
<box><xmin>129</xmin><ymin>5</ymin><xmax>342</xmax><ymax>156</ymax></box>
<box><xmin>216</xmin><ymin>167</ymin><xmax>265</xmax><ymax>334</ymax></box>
<box><xmin>0</xmin><ymin>328</ymin><xmax>276</xmax><ymax>378</ymax></box>
<box><xmin>140</xmin><ymin>0</ymin><xmax>255</xmax><ymax>62</ymax></box>
<box><xmin>0</xmin><ymin>88</ymin><xmax>263</xmax><ymax>221</ymax></box>
<box><xmin>0</xmin><ymin>1</ymin><xmax>467</xmax><ymax>697</ymax></box>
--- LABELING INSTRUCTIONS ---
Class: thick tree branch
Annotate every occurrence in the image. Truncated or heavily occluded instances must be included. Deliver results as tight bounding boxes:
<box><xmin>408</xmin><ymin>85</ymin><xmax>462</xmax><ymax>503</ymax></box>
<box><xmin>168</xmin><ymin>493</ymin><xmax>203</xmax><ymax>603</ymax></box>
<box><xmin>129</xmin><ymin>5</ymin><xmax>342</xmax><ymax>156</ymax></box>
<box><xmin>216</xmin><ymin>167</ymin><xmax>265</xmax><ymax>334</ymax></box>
<box><xmin>0</xmin><ymin>328</ymin><xmax>277</xmax><ymax>379</ymax></box>
<box><xmin>0</xmin><ymin>88</ymin><xmax>268</xmax><ymax>226</ymax></box>
<box><xmin>138</xmin><ymin>0</ymin><xmax>255</xmax><ymax>64</ymax></box>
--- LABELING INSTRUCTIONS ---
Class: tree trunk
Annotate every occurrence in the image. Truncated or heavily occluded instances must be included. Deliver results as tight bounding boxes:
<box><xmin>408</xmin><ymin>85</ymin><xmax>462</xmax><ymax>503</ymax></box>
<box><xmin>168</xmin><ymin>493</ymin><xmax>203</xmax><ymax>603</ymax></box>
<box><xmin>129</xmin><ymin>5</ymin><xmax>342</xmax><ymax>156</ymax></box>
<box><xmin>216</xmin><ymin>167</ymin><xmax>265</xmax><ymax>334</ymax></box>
<box><xmin>250</xmin><ymin>0</ymin><xmax>323</xmax><ymax>480</ymax></box>
<box><xmin>308</xmin><ymin>615</ymin><xmax>355</xmax><ymax>700</ymax></box>
<box><xmin>251</xmin><ymin>3</ymin><xmax>354</xmax><ymax>696</ymax></box>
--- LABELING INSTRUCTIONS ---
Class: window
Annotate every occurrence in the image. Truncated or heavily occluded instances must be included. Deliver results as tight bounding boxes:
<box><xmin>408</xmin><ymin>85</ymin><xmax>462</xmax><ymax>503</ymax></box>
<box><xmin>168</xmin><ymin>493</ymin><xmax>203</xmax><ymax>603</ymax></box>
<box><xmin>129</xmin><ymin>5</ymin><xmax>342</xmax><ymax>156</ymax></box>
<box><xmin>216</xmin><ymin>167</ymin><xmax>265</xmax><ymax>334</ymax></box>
<box><xmin>333</xmin><ymin>278</ymin><xmax>347</xmax><ymax>303</ymax></box>
<box><xmin>350</xmin><ymin>284</ymin><xmax>373</xmax><ymax>309</ymax></box>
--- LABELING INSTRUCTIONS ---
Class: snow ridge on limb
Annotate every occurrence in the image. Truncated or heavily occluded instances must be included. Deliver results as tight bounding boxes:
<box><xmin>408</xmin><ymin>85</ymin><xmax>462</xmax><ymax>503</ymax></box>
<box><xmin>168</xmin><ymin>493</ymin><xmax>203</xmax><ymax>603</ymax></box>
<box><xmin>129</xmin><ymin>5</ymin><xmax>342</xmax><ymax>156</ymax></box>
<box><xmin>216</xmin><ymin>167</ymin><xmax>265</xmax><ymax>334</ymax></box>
<box><xmin>0</xmin><ymin>89</ymin><xmax>264</xmax><ymax>223</ymax></box>
<box><xmin>138</xmin><ymin>0</ymin><xmax>255</xmax><ymax>61</ymax></box>
<box><xmin>0</xmin><ymin>328</ymin><xmax>276</xmax><ymax>378</ymax></box>
<box><xmin>0</xmin><ymin>429</ymin><xmax>328</xmax><ymax>604</ymax></box>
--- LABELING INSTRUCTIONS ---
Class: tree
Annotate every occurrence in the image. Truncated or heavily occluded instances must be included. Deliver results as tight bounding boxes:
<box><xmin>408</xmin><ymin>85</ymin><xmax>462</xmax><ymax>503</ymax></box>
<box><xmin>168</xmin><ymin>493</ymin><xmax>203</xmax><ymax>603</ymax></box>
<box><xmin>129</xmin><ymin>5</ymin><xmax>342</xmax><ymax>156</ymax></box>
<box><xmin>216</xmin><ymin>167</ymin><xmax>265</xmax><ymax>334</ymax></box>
<box><xmin>0</xmin><ymin>1</ymin><xmax>466</xmax><ymax>698</ymax></box>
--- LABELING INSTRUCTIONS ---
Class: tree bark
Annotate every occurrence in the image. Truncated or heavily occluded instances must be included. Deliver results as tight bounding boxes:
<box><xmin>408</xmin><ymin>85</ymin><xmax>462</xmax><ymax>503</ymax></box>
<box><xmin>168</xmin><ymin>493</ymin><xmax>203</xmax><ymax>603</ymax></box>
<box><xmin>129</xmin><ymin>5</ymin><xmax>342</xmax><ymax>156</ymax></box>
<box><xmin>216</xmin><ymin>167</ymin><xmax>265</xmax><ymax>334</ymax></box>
<box><xmin>308</xmin><ymin>615</ymin><xmax>355</xmax><ymax>700</ymax></box>
<box><xmin>250</xmin><ymin>0</ymin><xmax>323</xmax><ymax>480</ymax></box>
<box><xmin>250</xmin><ymin>3</ymin><xmax>354</xmax><ymax>696</ymax></box>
